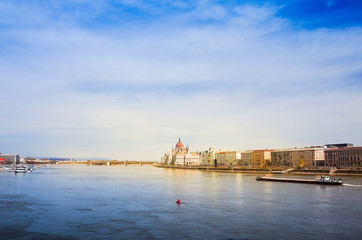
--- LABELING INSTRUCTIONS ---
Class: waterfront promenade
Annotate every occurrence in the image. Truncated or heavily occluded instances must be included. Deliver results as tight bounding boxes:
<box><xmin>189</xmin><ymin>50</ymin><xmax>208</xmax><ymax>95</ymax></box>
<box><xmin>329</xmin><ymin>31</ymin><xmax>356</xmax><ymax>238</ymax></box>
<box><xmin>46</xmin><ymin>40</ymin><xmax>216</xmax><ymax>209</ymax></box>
<box><xmin>157</xmin><ymin>165</ymin><xmax>362</xmax><ymax>175</ymax></box>
<box><xmin>57</xmin><ymin>160</ymin><xmax>156</xmax><ymax>166</ymax></box>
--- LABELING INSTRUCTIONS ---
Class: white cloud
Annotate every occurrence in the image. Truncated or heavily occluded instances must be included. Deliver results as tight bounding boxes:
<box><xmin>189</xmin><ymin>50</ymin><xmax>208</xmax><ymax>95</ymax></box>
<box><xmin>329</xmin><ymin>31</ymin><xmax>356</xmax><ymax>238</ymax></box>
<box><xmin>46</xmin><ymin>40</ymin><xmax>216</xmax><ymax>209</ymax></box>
<box><xmin>0</xmin><ymin>2</ymin><xmax>362</xmax><ymax>160</ymax></box>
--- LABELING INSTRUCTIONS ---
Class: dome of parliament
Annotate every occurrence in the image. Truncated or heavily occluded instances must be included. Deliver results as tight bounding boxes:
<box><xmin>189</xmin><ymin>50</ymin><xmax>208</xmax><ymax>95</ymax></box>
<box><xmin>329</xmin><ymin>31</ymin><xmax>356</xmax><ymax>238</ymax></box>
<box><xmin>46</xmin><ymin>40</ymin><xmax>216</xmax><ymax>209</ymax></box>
<box><xmin>176</xmin><ymin>138</ymin><xmax>184</xmax><ymax>148</ymax></box>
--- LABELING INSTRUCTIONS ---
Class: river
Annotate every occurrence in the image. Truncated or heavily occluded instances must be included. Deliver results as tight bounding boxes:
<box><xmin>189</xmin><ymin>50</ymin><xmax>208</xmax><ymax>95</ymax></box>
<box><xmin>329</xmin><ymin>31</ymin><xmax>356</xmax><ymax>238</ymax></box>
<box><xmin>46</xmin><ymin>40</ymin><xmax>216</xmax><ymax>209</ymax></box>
<box><xmin>0</xmin><ymin>165</ymin><xmax>361</xmax><ymax>239</ymax></box>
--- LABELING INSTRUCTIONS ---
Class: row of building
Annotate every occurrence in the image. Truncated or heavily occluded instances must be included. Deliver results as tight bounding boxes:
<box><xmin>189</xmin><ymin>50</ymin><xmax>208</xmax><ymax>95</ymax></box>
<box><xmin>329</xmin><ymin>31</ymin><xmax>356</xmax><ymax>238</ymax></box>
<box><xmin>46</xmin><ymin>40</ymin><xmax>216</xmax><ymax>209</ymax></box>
<box><xmin>0</xmin><ymin>154</ymin><xmax>51</xmax><ymax>165</ymax></box>
<box><xmin>0</xmin><ymin>153</ymin><xmax>20</xmax><ymax>165</ymax></box>
<box><xmin>161</xmin><ymin>139</ymin><xmax>362</xmax><ymax>168</ymax></box>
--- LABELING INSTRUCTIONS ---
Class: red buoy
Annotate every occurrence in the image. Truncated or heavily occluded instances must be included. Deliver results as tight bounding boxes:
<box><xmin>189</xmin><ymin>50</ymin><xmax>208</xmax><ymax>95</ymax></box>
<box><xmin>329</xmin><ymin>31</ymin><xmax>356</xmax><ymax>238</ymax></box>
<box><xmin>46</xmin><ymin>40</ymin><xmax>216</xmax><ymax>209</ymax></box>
<box><xmin>176</xmin><ymin>199</ymin><xmax>181</xmax><ymax>204</ymax></box>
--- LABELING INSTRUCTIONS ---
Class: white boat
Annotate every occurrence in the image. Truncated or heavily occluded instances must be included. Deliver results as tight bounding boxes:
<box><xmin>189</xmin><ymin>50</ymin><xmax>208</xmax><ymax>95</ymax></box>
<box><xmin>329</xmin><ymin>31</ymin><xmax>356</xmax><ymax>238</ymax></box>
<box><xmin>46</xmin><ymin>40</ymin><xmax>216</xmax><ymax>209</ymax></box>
<box><xmin>14</xmin><ymin>165</ymin><xmax>31</xmax><ymax>173</ymax></box>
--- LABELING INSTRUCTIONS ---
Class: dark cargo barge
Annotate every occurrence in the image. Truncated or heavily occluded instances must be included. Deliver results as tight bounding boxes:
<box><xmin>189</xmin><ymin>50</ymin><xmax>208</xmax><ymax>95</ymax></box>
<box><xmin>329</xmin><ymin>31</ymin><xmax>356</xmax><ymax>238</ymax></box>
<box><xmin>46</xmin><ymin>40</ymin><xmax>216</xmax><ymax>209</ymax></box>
<box><xmin>256</xmin><ymin>176</ymin><xmax>343</xmax><ymax>185</ymax></box>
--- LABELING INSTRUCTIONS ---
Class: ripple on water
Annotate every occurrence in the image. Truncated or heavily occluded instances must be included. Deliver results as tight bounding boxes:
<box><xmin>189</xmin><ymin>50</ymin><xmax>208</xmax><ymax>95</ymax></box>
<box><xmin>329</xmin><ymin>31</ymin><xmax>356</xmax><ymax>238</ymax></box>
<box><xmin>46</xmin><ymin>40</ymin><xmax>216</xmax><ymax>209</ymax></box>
<box><xmin>73</xmin><ymin>208</ymin><xmax>93</xmax><ymax>212</ymax></box>
<box><xmin>0</xmin><ymin>199</ymin><xmax>34</xmax><ymax>213</ymax></box>
<box><xmin>0</xmin><ymin>225</ymin><xmax>78</xmax><ymax>240</ymax></box>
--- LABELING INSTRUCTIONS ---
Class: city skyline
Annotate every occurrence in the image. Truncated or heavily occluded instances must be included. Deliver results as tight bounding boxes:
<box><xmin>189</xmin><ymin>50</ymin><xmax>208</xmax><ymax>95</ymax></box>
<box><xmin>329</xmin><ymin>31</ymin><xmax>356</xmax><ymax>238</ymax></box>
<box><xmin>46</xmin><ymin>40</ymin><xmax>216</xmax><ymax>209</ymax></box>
<box><xmin>1</xmin><ymin>1</ymin><xmax>362</xmax><ymax>161</ymax></box>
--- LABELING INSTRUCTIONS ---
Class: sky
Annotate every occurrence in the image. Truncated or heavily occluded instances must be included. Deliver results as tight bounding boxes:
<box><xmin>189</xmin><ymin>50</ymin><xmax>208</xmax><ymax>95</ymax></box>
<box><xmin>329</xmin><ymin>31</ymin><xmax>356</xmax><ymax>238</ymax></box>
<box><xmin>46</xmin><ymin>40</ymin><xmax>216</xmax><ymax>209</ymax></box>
<box><xmin>0</xmin><ymin>0</ymin><xmax>362</xmax><ymax>161</ymax></box>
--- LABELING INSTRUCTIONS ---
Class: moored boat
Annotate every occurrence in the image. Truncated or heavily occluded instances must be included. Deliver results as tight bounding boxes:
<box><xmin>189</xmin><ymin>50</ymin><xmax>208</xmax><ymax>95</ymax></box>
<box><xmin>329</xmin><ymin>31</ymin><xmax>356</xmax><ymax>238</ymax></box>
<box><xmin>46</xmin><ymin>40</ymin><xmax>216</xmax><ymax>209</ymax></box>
<box><xmin>14</xmin><ymin>165</ymin><xmax>32</xmax><ymax>173</ymax></box>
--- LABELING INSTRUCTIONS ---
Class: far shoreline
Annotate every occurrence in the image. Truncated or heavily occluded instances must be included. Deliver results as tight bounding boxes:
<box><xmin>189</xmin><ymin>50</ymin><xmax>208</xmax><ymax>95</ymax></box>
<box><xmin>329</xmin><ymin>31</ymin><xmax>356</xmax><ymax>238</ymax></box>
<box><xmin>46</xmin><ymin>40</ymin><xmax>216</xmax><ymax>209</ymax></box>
<box><xmin>156</xmin><ymin>165</ymin><xmax>362</xmax><ymax>176</ymax></box>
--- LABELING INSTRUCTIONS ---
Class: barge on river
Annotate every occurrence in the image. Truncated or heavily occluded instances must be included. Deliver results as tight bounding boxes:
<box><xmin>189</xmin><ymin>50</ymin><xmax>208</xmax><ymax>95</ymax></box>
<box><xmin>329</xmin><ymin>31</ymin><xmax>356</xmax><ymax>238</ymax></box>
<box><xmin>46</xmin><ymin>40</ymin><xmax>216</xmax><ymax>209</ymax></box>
<box><xmin>256</xmin><ymin>176</ymin><xmax>343</xmax><ymax>185</ymax></box>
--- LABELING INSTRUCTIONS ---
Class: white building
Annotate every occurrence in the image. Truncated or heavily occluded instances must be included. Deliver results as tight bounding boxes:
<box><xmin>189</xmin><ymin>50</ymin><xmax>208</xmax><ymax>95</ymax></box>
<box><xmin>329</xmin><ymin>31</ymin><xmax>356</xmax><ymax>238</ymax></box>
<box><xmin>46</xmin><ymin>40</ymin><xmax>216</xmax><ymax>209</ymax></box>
<box><xmin>217</xmin><ymin>151</ymin><xmax>241</xmax><ymax>166</ymax></box>
<box><xmin>161</xmin><ymin>138</ymin><xmax>200</xmax><ymax>166</ymax></box>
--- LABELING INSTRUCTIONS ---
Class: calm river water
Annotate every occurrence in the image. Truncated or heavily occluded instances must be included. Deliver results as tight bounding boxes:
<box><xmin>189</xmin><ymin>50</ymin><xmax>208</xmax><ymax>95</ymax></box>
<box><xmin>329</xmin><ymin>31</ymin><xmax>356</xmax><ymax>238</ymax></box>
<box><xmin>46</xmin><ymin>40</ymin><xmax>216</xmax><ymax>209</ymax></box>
<box><xmin>0</xmin><ymin>165</ymin><xmax>361</xmax><ymax>240</ymax></box>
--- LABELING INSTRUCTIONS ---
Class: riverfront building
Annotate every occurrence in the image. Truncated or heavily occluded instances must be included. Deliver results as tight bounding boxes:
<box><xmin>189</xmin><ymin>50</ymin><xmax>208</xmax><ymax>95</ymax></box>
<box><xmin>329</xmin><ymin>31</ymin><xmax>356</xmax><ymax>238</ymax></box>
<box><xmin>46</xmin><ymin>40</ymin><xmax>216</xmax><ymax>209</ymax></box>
<box><xmin>200</xmin><ymin>151</ymin><xmax>208</xmax><ymax>165</ymax></box>
<box><xmin>290</xmin><ymin>148</ymin><xmax>325</xmax><ymax>167</ymax></box>
<box><xmin>217</xmin><ymin>151</ymin><xmax>241</xmax><ymax>166</ymax></box>
<box><xmin>161</xmin><ymin>138</ymin><xmax>200</xmax><ymax>166</ymax></box>
<box><xmin>200</xmin><ymin>147</ymin><xmax>218</xmax><ymax>166</ymax></box>
<box><xmin>160</xmin><ymin>140</ymin><xmax>361</xmax><ymax>169</ymax></box>
<box><xmin>216</xmin><ymin>152</ymin><xmax>227</xmax><ymax>165</ymax></box>
<box><xmin>271</xmin><ymin>148</ymin><xmax>325</xmax><ymax>167</ymax></box>
<box><xmin>0</xmin><ymin>154</ymin><xmax>20</xmax><ymax>165</ymax></box>
<box><xmin>228</xmin><ymin>151</ymin><xmax>241</xmax><ymax>165</ymax></box>
<box><xmin>252</xmin><ymin>150</ymin><xmax>273</xmax><ymax>167</ymax></box>
<box><xmin>240</xmin><ymin>150</ymin><xmax>253</xmax><ymax>166</ymax></box>
<box><xmin>271</xmin><ymin>149</ymin><xmax>294</xmax><ymax>166</ymax></box>
<box><xmin>324</xmin><ymin>147</ymin><xmax>362</xmax><ymax>168</ymax></box>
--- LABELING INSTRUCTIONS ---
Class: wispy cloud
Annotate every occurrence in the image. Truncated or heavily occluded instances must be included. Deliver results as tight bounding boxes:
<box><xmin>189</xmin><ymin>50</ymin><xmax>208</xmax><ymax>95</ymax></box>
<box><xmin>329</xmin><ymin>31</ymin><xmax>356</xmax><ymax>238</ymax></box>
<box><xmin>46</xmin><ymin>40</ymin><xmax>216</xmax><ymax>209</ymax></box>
<box><xmin>0</xmin><ymin>1</ymin><xmax>361</xmax><ymax>160</ymax></box>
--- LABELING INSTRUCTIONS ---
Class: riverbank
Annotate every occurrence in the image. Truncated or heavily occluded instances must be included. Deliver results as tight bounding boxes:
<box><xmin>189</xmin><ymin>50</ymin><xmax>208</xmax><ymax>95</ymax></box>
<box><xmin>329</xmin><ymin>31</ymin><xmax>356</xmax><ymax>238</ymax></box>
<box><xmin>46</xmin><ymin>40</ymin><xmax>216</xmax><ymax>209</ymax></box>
<box><xmin>157</xmin><ymin>165</ymin><xmax>271</xmax><ymax>174</ymax></box>
<box><xmin>156</xmin><ymin>165</ymin><xmax>362</xmax><ymax>176</ymax></box>
<box><xmin>57</xmin><ymin>160</ymin><xmax>157</xmax><ymax>166</ymax></box>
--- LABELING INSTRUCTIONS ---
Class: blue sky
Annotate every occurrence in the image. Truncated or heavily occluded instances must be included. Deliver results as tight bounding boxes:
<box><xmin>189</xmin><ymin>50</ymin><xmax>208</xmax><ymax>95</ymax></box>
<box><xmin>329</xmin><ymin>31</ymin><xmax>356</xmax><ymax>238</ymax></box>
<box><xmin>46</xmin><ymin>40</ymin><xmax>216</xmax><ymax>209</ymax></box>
<box><xmin>0</xmin><ymin>0</ymin><xmax>362</xmax><ymax>160</ymax></box>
